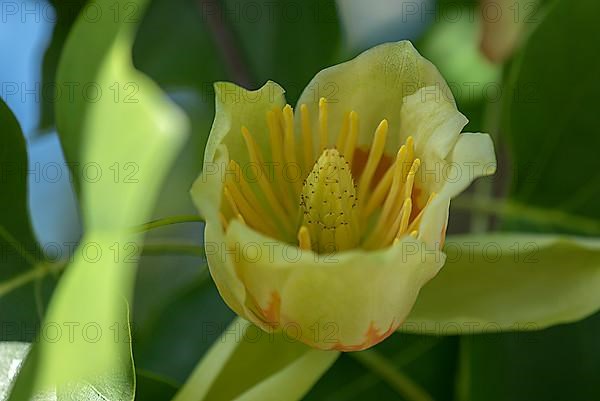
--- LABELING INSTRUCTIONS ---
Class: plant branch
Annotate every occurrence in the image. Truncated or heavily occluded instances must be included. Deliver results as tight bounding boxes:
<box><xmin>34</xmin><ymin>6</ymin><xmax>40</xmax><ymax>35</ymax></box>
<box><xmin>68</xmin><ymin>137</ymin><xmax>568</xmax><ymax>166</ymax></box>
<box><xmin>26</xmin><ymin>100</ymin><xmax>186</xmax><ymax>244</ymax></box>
<box><xmin>453</xmin><ymin>196</ymin><xmax>600</xmax><ymax>235</ymax></box>
<box><xmin>0</xmin><ymin>241</ymin><xmax>206</xmax><ymax>298</ymax></box>
<box><xmin>197</xmin><ymin>0</ymin><xmax>254</xmax><ymax>87</ymax></box>
<box><xmin>133</xmin><ymin>215</ymin><xmax>204</xmax><ymax>233</ymax></box>
<box><xmin>350</xmin><ymin>350</ymin><xmax>435</xmax><ymax>401</ymax></box>
<box><xmin>0</xmin><ymin>225</ymin><xmax>40</xmax><ymax>266</ymax></box>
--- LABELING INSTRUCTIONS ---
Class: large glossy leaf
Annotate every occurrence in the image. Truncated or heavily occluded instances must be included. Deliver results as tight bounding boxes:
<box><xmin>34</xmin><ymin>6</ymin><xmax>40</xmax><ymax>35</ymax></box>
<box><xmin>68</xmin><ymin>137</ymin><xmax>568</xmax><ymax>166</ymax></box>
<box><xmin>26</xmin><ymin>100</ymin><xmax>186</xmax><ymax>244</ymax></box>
<box><xmin>403</xmin><ymin>234</ymin><xmax>600</xmax><ymax>334</ymax></box>
<box><xmin>502</xmin><ymin>0</ymin><xmax>600</xmax><ymax>232</ymax></box>
<box><xmin>7</xmin><ymin>0</ymin><xmax>188</xmax><ymax>397</ymax></box>
<box><xmin>455</xmin><ymin>1</ymin><xmax>600</xmax><ymax>399</ymax></box>
<box><xmin>172</xmin><ymin>318</ymin><xmax>339</xmax><ymax>401</ymax></box>
<box><xmin>0</xmin><ymin>99</ymin><xmax>52</xmax><ymax>341</ymax></box>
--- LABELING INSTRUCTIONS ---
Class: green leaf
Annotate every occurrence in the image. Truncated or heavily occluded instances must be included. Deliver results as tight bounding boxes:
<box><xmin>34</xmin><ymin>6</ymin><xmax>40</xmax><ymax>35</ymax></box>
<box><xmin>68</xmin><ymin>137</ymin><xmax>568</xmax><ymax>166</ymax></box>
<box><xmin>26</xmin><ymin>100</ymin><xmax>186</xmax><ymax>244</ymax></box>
<box><xmin>222</xmin><ymin>0</ymin><xmax>341</xmax><ymax>102</ymax></box>
<box><xmin>305</xmin><ymin>334</ymin><xmax>457</xmax><ymax>401</ymax></box>
<box><xmin>135</xmin><ymin>370</ymin><xmax>179</xmax><ymax>400</ymax></box>
<box><xmin>38</xmin><ymin>0</ymin><xmax>86</xmax><ymax>131</ymax></box>
<box><xmin>133</xmin><ymin>272</ymin><xmax>234</xmax><ymax>384</ymax></box>
<box><xmin>453</xmin><ymin>1</ymin><xmax>600</xmax><ymax>399</ymax></box>
<box><xmin>8</xmin><ymin>0</ymin><xmax>188</xmax><ymax>397</ymax></box>
<box><xmin>172</xmin><ymin>318</ymin><xmax>339</xmax><ymax>401</ymax></box>
<box><xmin>132</xmin><ymin>0</ymin><xmax>223</xmax><ymax>94</ymax></box>
<box><xmin>0</xmin><ymin>342</ymin><xmax>29</xmax><ymax>399</ymax></box>
<box><xmin>1</xmin><ymin>338</ymin><xmax>135</xmax><ymax>400</ymax></box>
<box><xmin>403</xmin><ymin>234</ymin><xmax>600</xmax><ymax>334</ymax></box>
<box><xmin>502</xmin><ymin>0</ymin><xmax>600</xmax><ymax>232</ymax></box>
<box><xmin>0</xmin><ymin>99</ymin><xmax>54</xmax><ymax>340</ymax></box>
<box><xmin>41</xmin><ymin>0</ymin><xmax>342</xmax><ymax>131</ymax></box>
<box><xmin>458</xmin><ymin>315</ymin><xmax>600</xmax><ymax>401</ymax></box>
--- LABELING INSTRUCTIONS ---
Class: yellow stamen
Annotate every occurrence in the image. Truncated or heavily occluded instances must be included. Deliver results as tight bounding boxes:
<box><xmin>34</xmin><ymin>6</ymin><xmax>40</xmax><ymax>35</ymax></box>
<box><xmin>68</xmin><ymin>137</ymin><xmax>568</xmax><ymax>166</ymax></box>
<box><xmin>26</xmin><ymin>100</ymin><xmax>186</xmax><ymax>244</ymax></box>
<box><xmin>227</xmin><ymin>160</ymin><xmax>261</xmax><ymax>210</ymax></box>
<box><xmin>358</xmin><ymin>119</ymin><xmax>388</xmax><ymax>205</ymax></box>
<box><xmin>266</xmin><ymin>109</ymin><xmax>293</xmax><ymax>211</ymax></box>
<box><xmin>319</xmin><ymin>98</ymin><xmax>328</xmax><ymax>152</ymax></box>
<box><xmin>298</xmin><ymin>226</ymin><xmax>312</xmax><ymax>251</ymax></box>
<box><xmin>228</xmin><ymin>106</ymin><xmax>429</xmax><ymax>253</ymax></box>
<box><xmin>241</xmin><ymin>126</ymin><xmax>292</xmax><ymax>231</ymax></box>
<box><xmin>343</xmin><ymin>111</ymin><xmax>359</xmax><ymax>166</ymax></box>
<box><xmin>403</xmin><ymin>159</ymin><xmax>420</xmax><ymax>200</ymax></box>
<box><xmin>225</xmin><ymin>181</ymin><xmax>279</xmax><ymax>237</ymax></box>
<box><xmin>363</xmin><ymin>165</ymin><xmax>394</xmax><ymax>218</ymax></box>
<box><xmin>382</xmin><ymin>198</ymin><xmax>412</xmax><ymax>245</ymax></box>
<box><xmin>405</xmin><ymin>136</ymin><xmax>415</xmax><ymax>171</ymax></box>
<box><xmin>283</xmin><ymin>105</ymin><xmax>298</xmax><ymax>166</ymax></box>
<box><xmin>223</xmin><ymin>186</ymin><xmax>240</xmax><ymax>216</ymax></box>
<box><xmin>283</xmin><ymin>104</ymin><xmax>301</xmax><ymax>196</ymax></box>
<box><xmin>267</xmin><ymin>110</ymin><xmax>284</xmax><ymax>171</ymax></box>
<box><xmin>219</xmin><ymin>212</ymin><xmax>228</xmax><ymax>230</ymax></box>
<box><xmin>408</xmin><ymin>192</ymin><xmax>437</xmax><ymax>233</ymax></box>
<box><xmin>378</xmin><ymin>146</ymin><xmax>408</xmax><ymax>223</ymax></box>
<box><xmin>394</xmin><ymin>198</ymin><xmax>413</xmax><ymax>240</ymax></box>
<box><xmin>300</xmin><ymin>104</ymin><xmax>314</xmax><ymax>170</ymax></box>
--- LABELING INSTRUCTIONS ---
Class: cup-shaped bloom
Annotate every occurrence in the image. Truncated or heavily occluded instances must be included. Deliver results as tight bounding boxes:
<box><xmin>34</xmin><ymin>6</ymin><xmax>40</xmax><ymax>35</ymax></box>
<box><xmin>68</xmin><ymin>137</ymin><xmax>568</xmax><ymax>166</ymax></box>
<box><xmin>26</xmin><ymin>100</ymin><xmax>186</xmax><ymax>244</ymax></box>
<box><xmin>191</xmin><ymin>41</ymin><xmax>496</xmax><ymax>351</ymax></box>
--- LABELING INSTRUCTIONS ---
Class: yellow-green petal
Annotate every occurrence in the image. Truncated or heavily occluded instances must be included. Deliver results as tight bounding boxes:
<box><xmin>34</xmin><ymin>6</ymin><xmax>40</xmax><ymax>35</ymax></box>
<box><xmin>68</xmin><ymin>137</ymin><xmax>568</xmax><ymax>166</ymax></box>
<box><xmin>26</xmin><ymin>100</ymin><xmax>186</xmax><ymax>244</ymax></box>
<box><xmin>225</xmin><ymin>221</ymin><xmax>444</xmax><ymax>350</ymax></box>
<box><xmin>204</xmin><ymin>81</ymin><xmax>286</xmax><ymax>166</ymax></box>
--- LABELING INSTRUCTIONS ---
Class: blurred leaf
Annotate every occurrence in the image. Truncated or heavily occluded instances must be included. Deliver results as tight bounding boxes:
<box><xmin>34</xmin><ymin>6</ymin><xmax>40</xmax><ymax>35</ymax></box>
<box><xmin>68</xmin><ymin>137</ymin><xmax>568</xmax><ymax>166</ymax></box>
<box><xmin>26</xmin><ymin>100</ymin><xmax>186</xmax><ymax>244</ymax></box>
<box><xmin>503</xmin><ymin>0</ymin><xmax>600</xmax><ymax>231</ymax></box>
<box><xmin>172</xmin><ymin>318</ymin><xmax>339</xmax><ymax>401</ymax></box>
<box><xmin>459</xmin><ymin>314</ymin><xmax>600</xmax><ymax>401</ymax></box>
<box><xmin>132</xmin><ymin>0</ymin><xmax>224</xmax><ymax>94</ymax></box>
<box><xmin>457</xmin><ymin>1</ymin><xmax>600</xmax><ymax>399</ymax></box>
<box><xmin>41</xmin><ymin>0</ymin><xmax>341</xmax><ymax>131</ymax></box>
<box><xmin>8</xmin><ymin>0</ymin><xmax>188</xmax><ymax>397</ymax></box>
<box><xmin>479</xmin><ymin>0</ymin><xmax>541</xmax><ymax>63</ymax></box>
<box><xmin>0</xmin><ymin>99</ymin><xmax>53</xmax><ymax>341</ymax></box>
<box><xmin>38</xmin><ymin>0</ymin><xmax>86</xmax><ymax>131</ymax></box>
<box><xmin>133</xmin><ymin>269</ymin><xmax>234</xmax><ymax>384</ymax></box>
<box><xmin>416</xmin><ymin>3</ymin><xmax>499</xmax><ymax>135</ymax></box>
<box><xmin>305</xmin><ymin>334</ymin><xmax>457</xmax><ymax>401</ymax></box>
<box><xmin>135</xmin><ymin>370</ymin><xmax>179</xmax><ymax>400</ymax></box>
<box><xmin>403</xmin><ymin>234</ymin><xmax>600</xmax><ymax>334</ymax></box>
<box><xmin>222</xmin><ymin>0</ymin><xmax>341</xmax><ymax>101</ymax></box>
<box><xmin>418</xmin><ymin>5</ymin><xmax>500</xmax><ymax>106</ymax></box>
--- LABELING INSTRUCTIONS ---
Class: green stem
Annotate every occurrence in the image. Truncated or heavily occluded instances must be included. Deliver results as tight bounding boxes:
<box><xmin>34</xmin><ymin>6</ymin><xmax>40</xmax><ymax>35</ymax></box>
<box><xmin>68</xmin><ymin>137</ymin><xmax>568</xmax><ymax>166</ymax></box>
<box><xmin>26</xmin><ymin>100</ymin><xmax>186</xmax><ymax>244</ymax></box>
<box><xmin>350</xmin><ymin>350</ymin><xmax>435</xmax><ymax>401</ymax></box>
<box><xmin>0</xmin><ymin>261</ymin><xmax>65</xmax><ymax>298</ymax></box>
<box><xmin>0</xmin><ymin>225</ymin><xmax>39</xmax><ymax>266</ymax></box>
<box><xmin>0</xmin><ymin>242</ymin><xmax>206</xmax><ymax>298</ymax></box>
<box><xmin>133</xmin><ymin>215</ymin><xmax>204</xmax><ymax>233</ymax></box>
<box><xmin>142</xmin><ymin>242</ymin><xmax>205</xmax><ymax>257</ymax></box>
<box><xmin>454</xmin><ymin>338</ymin><xmax>471</xmax><ymax>401</ymax></box>
<box><xmin>453</xmin><ymin>196</ymin><xmax>600</xmax><ymax>235</ymax></box>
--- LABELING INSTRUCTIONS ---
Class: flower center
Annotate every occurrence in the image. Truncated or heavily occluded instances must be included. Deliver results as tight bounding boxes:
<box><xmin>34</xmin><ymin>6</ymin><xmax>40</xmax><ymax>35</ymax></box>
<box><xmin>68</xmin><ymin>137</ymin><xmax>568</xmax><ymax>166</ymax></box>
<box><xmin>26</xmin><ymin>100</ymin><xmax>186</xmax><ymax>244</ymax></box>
<box><xmin>300</xmin><ymin>149</ymin><xmax>359</xmax><ymax>253</ymax></box>
<box><xmin>220</xmin><ymin>98</ymin><xmax>436</xmax><ymax>253</ymax></box>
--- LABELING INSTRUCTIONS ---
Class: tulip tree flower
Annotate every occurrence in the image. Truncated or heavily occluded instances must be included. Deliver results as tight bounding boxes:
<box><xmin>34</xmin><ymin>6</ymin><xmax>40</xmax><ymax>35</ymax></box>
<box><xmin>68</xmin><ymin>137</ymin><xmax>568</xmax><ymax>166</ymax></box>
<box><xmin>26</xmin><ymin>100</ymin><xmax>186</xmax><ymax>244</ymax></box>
<box><xmin>191</xmin><ymin>41</ymin><xmax>496</xmax><ymax>351</ymax></box>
